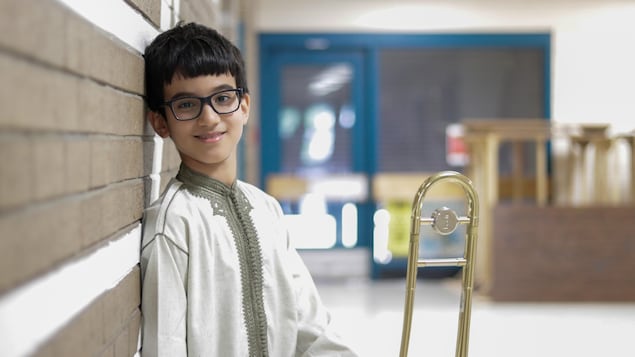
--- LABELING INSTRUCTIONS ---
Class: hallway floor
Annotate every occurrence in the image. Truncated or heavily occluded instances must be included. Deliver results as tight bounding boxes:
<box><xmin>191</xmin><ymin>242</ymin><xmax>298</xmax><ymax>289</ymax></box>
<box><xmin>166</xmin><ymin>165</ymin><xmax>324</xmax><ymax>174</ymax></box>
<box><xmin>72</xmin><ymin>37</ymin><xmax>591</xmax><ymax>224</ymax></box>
<box><xmin>315</xmin><ymin>277</ymin><xmax>635</xmax><ymax>357</ymax></box>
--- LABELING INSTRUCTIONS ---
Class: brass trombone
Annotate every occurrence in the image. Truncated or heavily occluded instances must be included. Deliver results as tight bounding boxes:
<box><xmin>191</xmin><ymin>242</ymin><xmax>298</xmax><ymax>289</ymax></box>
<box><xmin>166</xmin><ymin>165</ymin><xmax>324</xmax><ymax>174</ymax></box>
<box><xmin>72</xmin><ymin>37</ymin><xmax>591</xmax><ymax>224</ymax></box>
<box><xmin>399</xmin><ymin>171</ymin><xmax>479</xmax><ymax>357</ymax></box>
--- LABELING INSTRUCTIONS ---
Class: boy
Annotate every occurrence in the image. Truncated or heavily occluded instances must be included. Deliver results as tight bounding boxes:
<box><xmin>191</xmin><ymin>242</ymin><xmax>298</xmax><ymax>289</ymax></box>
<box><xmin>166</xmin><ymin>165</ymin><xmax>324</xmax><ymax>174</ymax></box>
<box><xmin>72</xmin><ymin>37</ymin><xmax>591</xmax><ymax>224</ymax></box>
<box><xmin>140</xmin><ymin>22</ymin><xmax>358</xmax><ymax>357</ymax></box>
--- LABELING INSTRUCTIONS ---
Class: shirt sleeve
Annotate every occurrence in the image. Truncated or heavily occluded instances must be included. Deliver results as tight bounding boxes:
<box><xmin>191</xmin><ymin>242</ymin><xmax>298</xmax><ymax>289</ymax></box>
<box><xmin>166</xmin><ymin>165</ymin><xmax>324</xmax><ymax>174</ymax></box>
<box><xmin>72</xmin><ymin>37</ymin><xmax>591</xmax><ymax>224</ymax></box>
<box><xmin>287</xmin><ymin>244</ymin><xmax>359</xmax><ymax>357</ymax></box>
<box><xmin>140</xmin><ymin>233</ymin><xmax>189</xmax><ymax>357</ymax></box>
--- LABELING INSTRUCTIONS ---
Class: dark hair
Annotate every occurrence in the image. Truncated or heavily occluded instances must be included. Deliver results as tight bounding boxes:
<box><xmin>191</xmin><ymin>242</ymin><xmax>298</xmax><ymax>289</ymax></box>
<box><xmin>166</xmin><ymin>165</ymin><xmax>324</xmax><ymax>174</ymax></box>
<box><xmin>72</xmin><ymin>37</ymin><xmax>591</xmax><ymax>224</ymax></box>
<box><xmin>144</xmin><ymin>22</ymin><xmax>249</xmax><ymax>113</ymax></box>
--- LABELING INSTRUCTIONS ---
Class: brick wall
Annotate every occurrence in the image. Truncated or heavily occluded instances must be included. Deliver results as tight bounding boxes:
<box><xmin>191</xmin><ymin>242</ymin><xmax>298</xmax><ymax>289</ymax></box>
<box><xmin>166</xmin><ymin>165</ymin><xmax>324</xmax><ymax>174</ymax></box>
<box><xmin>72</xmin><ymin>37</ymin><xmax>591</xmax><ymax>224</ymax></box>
<box><xmin>491</xmin><ymin>204</ymin><xmax>635</xmax><ymax>301</ymax></box>
<box><xmin>0</xmin><ymin>1</ymin><xmax>243</xmax><ymax>356</ymax></box>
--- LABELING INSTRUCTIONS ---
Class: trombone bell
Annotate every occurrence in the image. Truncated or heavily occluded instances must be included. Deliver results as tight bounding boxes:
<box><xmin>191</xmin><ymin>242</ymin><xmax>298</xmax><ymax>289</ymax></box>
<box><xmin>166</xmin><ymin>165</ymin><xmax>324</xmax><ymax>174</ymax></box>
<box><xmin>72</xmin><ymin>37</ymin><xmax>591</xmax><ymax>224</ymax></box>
<box><xmin>399</xmin><ymin>171</ymin><xmax>479</xmax><ymax>357</ymax></box>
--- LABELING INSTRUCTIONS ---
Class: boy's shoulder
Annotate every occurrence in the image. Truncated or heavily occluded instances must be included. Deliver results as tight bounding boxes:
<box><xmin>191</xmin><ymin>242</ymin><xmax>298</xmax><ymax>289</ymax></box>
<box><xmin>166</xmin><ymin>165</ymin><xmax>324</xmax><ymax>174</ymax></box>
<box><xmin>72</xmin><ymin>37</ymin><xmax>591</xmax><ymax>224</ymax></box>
<box><xmin>143</xmin><ymin>178</ymin><xmax>188</xmax><ymax>227</ymax></box>
<box><xmin>148</xmin><ymin>177</ymin><xmax>184</xmax><ymax>205</ymax></box>
<box><xmin>141</xmin><ymin>178</ymin><xmax>192</xmax><ymax>249</ymax></box>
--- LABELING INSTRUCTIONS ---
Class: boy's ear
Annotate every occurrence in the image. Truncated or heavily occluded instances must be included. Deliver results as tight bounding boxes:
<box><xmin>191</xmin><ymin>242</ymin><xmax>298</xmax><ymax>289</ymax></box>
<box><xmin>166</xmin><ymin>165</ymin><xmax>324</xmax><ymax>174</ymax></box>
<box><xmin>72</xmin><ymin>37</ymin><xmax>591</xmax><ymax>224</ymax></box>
<box><xmin>148</xmin><ymin>111</ymin><xmax>170</xmax><ymax>138</ymax></box>
<box><xmin>240</xmin><ymin>93</ymin><xmax>251</xmax><ymax>125</ymax></box>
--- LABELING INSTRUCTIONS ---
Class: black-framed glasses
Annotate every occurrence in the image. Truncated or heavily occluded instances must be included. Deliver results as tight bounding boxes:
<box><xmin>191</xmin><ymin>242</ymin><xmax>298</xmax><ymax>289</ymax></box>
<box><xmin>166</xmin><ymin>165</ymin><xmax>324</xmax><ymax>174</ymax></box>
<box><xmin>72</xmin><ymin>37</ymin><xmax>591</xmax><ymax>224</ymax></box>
<box><xmin>163</xmin><ymin>88</ymin><xmax>244</xmax><ymax>121</ymax></box>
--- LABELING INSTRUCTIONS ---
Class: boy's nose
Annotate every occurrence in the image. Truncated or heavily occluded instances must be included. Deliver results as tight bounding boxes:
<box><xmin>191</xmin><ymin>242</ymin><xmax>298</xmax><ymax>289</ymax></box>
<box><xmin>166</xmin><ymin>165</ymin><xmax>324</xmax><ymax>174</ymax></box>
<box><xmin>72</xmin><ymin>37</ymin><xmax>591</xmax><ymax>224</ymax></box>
<box><xmin>196</xmin><ymin>103</ymin><xmax>221</xmax><ymax>125</ymax></box>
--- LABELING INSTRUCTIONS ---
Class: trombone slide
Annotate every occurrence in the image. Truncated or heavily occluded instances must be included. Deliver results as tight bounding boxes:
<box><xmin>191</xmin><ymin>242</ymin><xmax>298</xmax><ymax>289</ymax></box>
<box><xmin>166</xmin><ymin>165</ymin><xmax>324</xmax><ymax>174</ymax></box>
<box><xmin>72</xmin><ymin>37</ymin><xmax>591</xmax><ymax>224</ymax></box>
<box><xmin>399</xmin><ymin>171</ymin><xmax>479</xmax><ymax>357</ymax></box>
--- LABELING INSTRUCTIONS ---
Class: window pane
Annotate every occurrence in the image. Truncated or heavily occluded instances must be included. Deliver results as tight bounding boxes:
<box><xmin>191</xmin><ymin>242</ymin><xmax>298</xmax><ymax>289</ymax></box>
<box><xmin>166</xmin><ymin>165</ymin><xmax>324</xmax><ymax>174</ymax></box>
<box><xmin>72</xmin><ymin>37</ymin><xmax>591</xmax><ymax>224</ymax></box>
<box><xmin>280</xmin><ymin>64</ymin><xmax>354</xmax><ymax>175</ymax></box>
<box><xmin>378</xmin><ymin>48</ymin><xmax>545</xmax><ymax>174</ymax></box>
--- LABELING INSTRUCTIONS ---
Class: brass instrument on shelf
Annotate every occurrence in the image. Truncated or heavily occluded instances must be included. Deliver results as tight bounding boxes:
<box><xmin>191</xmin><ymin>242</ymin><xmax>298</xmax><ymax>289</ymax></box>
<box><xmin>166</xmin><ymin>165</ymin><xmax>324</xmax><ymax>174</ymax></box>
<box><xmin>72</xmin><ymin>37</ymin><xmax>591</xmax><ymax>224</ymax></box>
<box><xmin>399</xmin><ymin>171</ymin><xmax>479</xmax><ymax>357</ymax></box>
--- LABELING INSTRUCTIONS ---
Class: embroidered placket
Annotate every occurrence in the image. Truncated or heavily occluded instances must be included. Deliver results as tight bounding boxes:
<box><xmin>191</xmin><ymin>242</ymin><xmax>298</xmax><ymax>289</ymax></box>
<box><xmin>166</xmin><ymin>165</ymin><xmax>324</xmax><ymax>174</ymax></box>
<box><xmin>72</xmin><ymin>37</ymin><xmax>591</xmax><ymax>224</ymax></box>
<box><xmin>176</xmin><ymin>165</ymin><xmax>269</xmax><ymax>357</ymax></box>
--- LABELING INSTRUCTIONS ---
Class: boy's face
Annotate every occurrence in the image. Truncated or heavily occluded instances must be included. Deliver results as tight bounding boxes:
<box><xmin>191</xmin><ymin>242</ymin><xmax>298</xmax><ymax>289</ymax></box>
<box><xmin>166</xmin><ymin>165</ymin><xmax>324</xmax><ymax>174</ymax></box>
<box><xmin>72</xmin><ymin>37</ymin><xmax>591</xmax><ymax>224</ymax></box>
<box><xmin>148</xmin><ymin>73</ymin><xmax>250</xmax><ymax>182</ymax></box>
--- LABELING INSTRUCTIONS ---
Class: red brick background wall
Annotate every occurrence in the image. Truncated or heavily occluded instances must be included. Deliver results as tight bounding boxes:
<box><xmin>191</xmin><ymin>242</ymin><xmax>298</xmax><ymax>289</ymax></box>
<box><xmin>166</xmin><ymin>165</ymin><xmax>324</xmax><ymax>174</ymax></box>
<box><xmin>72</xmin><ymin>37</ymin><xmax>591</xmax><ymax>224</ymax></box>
<box><xmin>491</xmin><ymin>204</ymin><xmax>635</xmax><ymax>301</ymax></box>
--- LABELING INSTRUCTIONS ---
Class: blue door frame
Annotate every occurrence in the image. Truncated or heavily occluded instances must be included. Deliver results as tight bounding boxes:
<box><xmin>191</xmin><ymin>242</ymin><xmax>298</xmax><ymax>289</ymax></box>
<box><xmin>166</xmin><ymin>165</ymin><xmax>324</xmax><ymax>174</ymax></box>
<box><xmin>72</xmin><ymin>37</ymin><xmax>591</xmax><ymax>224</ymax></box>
<box><xmin>259</xmin><ymin>48</ymin><xmax>375</xmax><ymax>249</ymax></box>
<box><xmin>259</xmin><ymin>51</ymin><xmax>369</xmax><ymax>176</ymax></box>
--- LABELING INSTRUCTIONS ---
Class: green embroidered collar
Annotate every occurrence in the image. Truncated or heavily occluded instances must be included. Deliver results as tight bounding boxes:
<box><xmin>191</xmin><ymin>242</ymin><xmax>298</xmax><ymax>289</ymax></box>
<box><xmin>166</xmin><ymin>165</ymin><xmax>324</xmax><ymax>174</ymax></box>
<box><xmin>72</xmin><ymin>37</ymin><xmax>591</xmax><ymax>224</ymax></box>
<box><xmin>175</xmin><ymin>164</ymin><xmax>237</xmax><ymax>196</ymax></box>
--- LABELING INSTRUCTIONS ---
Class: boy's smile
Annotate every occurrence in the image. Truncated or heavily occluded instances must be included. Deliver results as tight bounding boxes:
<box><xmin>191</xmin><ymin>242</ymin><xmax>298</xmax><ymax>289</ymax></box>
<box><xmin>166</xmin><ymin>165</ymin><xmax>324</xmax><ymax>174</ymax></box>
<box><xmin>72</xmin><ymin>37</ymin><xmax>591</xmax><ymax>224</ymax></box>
<box><xmin>195</xmin><ymin>131</ymin><xmax>225</xmax><ymax>143</ymax></box>
<box><xmin>149</xmin><ymin>73</ymin><xmax>250</xmax><ymax>185</ymax></box>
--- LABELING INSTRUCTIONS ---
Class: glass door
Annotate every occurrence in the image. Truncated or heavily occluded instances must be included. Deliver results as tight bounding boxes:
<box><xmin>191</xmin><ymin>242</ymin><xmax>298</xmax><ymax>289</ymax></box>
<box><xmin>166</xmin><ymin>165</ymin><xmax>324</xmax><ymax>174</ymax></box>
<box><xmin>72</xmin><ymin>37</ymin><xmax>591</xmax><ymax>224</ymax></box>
<box><xmin>260</xmin><ymin>51</ymin><xmax>372</xmax><ymax>250</ymax></box>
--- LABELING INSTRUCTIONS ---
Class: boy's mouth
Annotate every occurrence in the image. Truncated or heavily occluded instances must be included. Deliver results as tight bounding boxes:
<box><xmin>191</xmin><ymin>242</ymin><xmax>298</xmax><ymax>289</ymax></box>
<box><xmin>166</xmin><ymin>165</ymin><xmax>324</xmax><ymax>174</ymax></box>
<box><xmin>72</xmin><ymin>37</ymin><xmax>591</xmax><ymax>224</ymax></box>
<box><xmin>195</xmin><ymin>132</ymin><xmax>224</xmax><ymax>143</ymax></box>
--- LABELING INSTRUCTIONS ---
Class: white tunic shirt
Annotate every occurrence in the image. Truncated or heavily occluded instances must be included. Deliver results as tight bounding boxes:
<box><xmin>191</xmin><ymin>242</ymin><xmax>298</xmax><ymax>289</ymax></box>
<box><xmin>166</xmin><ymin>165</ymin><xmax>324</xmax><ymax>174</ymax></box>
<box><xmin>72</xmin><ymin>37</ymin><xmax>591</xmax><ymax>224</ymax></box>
<box><xmin>140</xmin><ymin>165</ymin><xmax>358</xmax><ymax>357</ymax></box>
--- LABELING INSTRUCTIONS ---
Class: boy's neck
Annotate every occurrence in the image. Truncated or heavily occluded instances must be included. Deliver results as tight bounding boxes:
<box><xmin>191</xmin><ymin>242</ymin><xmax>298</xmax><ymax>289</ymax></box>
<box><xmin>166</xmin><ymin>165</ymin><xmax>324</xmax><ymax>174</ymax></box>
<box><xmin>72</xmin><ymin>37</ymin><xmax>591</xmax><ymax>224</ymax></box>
<box><xmin>179</xmin><ymin>159</ymin><xmax>237</xmax><ymax>187</ymax></box>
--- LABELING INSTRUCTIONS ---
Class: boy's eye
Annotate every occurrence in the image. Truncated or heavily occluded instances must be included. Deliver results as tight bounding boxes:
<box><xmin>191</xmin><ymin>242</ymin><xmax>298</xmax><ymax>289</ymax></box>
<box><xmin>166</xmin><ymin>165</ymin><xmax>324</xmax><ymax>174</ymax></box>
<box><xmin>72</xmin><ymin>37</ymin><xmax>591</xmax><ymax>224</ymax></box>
<box><xmin>213</xmin><ymin>91</ymin><xmax>236</xmax><ymax>105</ymax></box>
<box><xmin>216</xmin><ymin>95</ymin><xmax>230</xmax><ymax>103</ymax></box>
<box><xmin>175</xmin><ymin>98</ymin><xmax>199</xmax><ymax>110</ymax></box>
